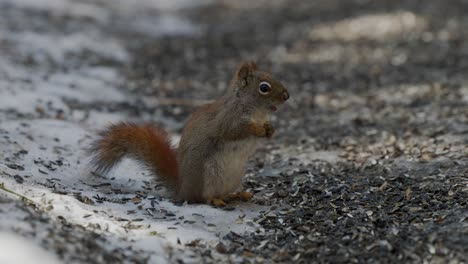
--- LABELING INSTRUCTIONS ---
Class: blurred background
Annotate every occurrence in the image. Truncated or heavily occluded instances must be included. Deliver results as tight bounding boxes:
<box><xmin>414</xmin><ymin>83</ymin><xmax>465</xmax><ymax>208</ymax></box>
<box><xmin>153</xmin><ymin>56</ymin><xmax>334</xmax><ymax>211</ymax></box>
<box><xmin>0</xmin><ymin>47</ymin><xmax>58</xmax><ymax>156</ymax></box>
<box><xmin>1</xmin><ymin>0</ymin><xmax>467</xmax><ymax>140</ymax></box>
<box><xmin>0</xmin><ymin>0</ymin><xmax>467</xmax><ymax>263</ymax></box>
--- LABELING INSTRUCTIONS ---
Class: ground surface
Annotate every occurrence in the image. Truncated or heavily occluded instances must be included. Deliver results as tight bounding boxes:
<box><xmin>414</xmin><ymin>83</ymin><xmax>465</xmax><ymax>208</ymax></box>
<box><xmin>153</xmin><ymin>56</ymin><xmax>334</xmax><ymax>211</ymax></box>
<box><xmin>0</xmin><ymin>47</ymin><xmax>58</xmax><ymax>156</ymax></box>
<box><xmin>0</xmin><ymin>0</ymin><xmax>467</xmax><ymax>263</ymax></box>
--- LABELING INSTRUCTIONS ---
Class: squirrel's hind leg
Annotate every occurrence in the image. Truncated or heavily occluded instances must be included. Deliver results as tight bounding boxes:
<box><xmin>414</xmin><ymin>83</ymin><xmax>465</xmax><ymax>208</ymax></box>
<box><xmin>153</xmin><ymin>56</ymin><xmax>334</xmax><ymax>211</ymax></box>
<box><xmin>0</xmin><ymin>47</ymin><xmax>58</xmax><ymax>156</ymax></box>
<box><xmin>206</xmin><ymin>197</ymin><xmax>227</xmax><ymax>207</ymax></box>
<box><xmin>225</xmin><ymin>191</ymin><xmax>253</xmax><ymax>202</ymax></box>
<box><xmin>206</xmin><ymin>191</ymin><xmax>253</xmax><ymax>207</ymax></box>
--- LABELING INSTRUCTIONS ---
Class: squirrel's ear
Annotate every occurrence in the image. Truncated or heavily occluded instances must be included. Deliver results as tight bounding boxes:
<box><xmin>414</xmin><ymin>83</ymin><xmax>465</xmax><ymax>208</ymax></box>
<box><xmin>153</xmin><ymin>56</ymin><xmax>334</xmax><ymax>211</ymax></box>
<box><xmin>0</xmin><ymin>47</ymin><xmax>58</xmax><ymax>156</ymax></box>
<box><xmin>236</xmin><ymin>61</ymin><xmax>257</xmax><ymax>85</ymax></box>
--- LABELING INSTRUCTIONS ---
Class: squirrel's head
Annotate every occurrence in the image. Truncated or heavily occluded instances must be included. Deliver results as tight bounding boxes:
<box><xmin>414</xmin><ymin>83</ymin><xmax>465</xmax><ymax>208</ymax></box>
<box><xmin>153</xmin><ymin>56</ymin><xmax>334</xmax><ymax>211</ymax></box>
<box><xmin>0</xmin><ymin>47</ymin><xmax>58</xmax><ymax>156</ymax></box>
<box><xmin>231</xmin><ymin>61</ymin><xmax>289</xmax><ymax>112</ymax></box>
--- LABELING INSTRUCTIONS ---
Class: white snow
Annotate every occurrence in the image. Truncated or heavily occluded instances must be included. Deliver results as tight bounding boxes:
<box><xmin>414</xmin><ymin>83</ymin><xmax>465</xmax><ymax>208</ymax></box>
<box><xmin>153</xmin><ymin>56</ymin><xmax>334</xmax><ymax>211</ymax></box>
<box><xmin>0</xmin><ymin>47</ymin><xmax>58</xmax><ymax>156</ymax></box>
<box><xmin>9</xmin><ymin>31</ymin><xmax>129</xmax><ymax>63</ymax></box>
<box><xmin>0</xmin><ymin>0</ymin><xmax>110</xmax><ymax>22</ymax></box>
<box><xmin>0</xmin><ymin>63</ymin><xmax>127</xmax><ymax>119</ymax></box>
<box><xmin>0</xmin><ymin>232</ymin><xmax>61</xmax><ymax>264</ymax></box>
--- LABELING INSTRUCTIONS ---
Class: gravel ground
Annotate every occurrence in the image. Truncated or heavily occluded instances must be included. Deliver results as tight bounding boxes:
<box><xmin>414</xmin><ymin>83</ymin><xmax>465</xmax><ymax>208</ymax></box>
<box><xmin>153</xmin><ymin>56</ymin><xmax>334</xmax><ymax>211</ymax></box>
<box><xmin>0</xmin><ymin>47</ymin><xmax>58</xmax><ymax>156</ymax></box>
<box><xmin>129</xmin><ymin>1</ymin><xmax>468</xmax><ymax>261</ymax></box>
<box><xmin>1</xmin><ymin>0</ymin><xmax>467</xmax><ymax>263</ymax></box>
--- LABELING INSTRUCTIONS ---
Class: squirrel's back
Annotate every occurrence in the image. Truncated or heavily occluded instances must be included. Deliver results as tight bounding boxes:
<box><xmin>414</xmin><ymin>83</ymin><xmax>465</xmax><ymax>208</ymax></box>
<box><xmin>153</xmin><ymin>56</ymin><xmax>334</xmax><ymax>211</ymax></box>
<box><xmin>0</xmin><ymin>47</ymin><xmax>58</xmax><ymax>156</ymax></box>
<box><xmin>176</xmin><ymin>100</ymin><xmax>224</xmax><ymax>201</ymax></box>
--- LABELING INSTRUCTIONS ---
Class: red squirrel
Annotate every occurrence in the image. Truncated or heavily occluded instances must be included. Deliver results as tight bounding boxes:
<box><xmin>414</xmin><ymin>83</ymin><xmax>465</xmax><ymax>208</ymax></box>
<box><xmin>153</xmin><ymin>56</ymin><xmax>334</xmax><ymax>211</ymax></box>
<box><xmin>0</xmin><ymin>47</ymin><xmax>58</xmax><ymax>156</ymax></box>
<box><xmin>89</xmin><ymin>61</ymin><xmax>289</xmax><ymax>206</ymax></box>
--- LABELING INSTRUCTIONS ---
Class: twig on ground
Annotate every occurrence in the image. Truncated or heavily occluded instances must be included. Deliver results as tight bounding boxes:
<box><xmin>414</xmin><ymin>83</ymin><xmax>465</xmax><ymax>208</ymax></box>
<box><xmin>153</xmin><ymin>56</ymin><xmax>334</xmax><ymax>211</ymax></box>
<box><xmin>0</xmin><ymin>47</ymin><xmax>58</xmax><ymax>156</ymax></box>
<box><xmin>0</xmin><ymin>182</ymin><xmax>36</xmax><ymax>206</ymax></box>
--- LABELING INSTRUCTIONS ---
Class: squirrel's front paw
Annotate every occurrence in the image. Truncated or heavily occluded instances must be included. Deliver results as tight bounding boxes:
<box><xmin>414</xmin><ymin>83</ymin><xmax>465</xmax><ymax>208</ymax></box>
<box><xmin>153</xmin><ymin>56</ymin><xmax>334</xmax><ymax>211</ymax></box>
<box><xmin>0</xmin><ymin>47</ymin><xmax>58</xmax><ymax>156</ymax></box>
<box><xmin>264</xmin><ymin>123</ymin><xmax>275</xmax><ymax>138</ymax></box>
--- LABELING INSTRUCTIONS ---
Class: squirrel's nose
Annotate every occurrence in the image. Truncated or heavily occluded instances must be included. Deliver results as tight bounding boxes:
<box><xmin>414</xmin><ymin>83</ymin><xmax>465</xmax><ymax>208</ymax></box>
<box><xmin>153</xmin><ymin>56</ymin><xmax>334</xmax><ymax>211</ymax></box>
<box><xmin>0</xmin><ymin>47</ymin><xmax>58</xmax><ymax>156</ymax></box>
<box><xmin>282</xmin><ymin>90</ymin><xmax>289</xmax><ymax>101</ymax></box>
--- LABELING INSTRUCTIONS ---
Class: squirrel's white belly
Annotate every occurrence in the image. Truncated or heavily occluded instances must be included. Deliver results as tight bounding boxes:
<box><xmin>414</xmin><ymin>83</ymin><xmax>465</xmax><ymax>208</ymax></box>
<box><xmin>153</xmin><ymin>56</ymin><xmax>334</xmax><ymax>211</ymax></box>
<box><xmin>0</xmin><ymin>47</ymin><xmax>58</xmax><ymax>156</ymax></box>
<box><xmin>203</xmin><ymin>138</ymin><xmax>257</xmax><ymax>198</ymax></box>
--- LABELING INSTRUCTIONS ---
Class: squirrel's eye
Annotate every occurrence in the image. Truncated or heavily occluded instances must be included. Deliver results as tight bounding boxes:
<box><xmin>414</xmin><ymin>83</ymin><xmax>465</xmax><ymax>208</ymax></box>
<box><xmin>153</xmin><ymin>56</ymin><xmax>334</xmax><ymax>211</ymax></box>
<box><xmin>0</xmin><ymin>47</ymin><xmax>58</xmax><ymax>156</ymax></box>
<box><xmin>259</xmin><ymin>82</ymin><xmax>271</xmax><ymax>95</ymax></box>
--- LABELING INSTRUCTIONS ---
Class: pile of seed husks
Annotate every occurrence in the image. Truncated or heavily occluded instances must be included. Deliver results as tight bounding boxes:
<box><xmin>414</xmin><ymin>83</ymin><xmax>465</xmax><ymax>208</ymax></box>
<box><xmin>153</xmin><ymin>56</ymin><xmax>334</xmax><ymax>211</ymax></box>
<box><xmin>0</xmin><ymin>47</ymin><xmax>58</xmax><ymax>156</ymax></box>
<box><xmin>130</xmin><ymin>0</ymin><xmax>468</xmax><ymax>262</ymax></box>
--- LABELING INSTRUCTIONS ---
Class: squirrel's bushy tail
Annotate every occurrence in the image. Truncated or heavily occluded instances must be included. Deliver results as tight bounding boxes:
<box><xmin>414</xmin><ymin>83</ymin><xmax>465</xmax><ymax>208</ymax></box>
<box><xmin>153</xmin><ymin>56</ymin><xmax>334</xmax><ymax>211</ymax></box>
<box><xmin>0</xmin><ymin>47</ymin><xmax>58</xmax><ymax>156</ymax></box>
<box><xmin>89</xmin><ymin>122</ymin><xmax>179</xmax><ymax>189</ymax></box>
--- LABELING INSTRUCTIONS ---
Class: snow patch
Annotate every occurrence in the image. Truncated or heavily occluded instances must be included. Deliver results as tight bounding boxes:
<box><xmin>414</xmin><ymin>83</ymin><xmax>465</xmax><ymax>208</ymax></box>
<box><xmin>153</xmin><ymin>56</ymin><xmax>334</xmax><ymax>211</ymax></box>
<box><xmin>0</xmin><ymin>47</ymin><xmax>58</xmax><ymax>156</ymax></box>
<box><xmin>0</xmin><ymin>0</ymin><xmax>110</xmax><ymax>22</ymax></box>
<box><xmin>0</xmin><ymin>232</ymin><xmax>61</xmax><ymax>264</ymax></box>
<box><xmin>0</xmin><ymin>64</ymin><xmax>127</xmax><ymax>118</ymax></box>
<box><xmin>9</xmin><ymin>31</ymin><xmax>128</xmax><ymax>64</ymax></box>
<box><xmin>0</xmin><ymin>119</ymin><xmax>264</xmax><ymax>261</ymax></box>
